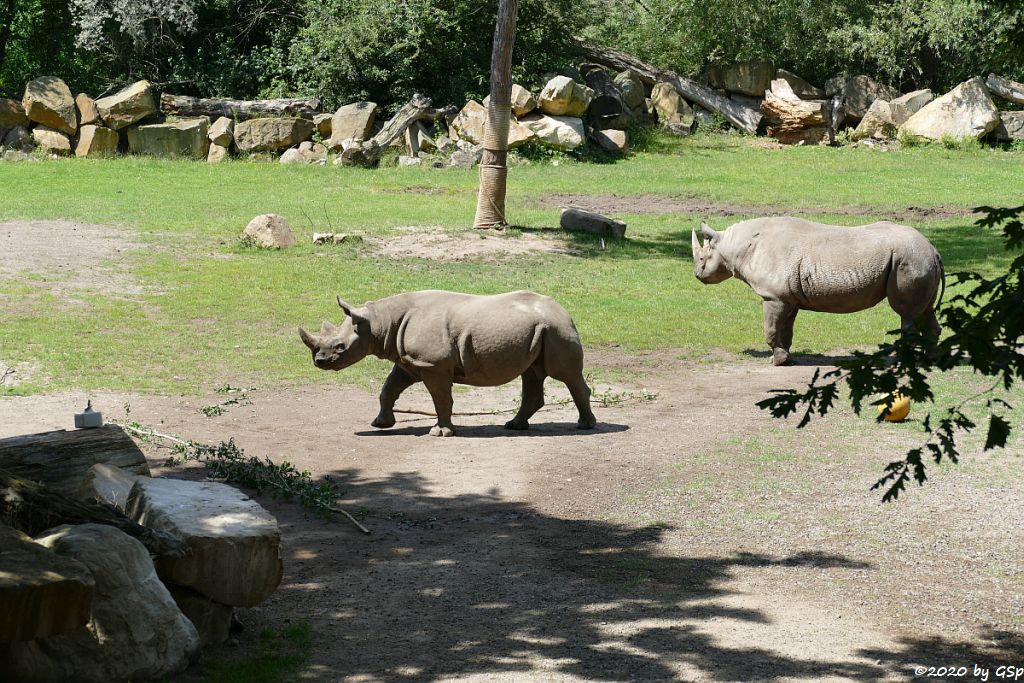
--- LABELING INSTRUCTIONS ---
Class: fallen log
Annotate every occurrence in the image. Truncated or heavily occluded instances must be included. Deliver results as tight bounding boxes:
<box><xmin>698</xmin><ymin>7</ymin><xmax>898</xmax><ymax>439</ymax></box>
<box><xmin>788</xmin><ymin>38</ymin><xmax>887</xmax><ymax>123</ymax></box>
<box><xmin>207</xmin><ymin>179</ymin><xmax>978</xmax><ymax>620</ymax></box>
<box><xmin>576</xmin><ymin>41</ymin><xmax>762</xmax><ymax>134</ymax></box>
<box><xmin>761</xmin><ymin>89</ymin><xmax>827</xmax><ymax>145</ymax></box>
<box><xmin>339</xmin><ymin>93</ymin><xmax>433</xmax><ymax>167</ymax></box>
<box><xmin>160</xmin><ymin>94</ymin><xmax>322</xmax><ymax>121</ymax></box>
<box><xmin>0</xmin><ymin>468</ymin><xmax>186</xmax><ymax>558</ymax></box>
<box><xmin>0</xmin><ymin>425</ymin><xmax>151</xmax><ymax>496</ymax></box>
<box><xmin>986</xmin><ymin>73</ymin><xmax>1024</xmax><ymax>106</ymax></box>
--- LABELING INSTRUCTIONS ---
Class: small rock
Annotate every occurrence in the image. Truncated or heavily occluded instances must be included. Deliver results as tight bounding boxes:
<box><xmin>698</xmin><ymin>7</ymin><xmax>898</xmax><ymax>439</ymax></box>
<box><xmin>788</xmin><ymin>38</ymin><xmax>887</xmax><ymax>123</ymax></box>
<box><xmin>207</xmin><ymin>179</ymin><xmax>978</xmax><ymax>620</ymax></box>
<box><xmin>208</xmin><ymin>116</ymin><xmax>234</xmax><ymax>146</ymax></box>
<box><xmin>31</xmin><ymin>126</ymin><xmax>72</xmax><ymax>156</ymax></box>
<box><xmin>538</xmin><ymin>75</ymin><xmax>594</xmax><ymax>117</ymax></box>
<box><xmin>207</xmin><ymin>142</ymin><xmax>229</xmax><ymax>163</ymax></box>
<box><xmin>589</xmin><ymin>128</ymin><xmax>628</xmax><ymax>153</ymax></box>
<box><xmin>239</xmin><ymin>214</ymin><xmax>297</xmax><ymax>249</ymax></box>
<box><xmin>75</xmin><ymin>94</ymin><xmax>100</xmax><ymax>126</ymax></box>
<box><xmin>313</xmin><ymin>112</ymin><xmax>332</xmax><ymax>139</ymax></box>
<box><xmin>990</xmin><ymin>111</ymin><xmax>1024</xmax><ymax>142</ymax></box>
<box><xmin>398</xmin><ymin>155</ymin><xmax>422</xmax><ymax>167</ymax></box>
<box><xmin>166</xmin><ymin>584</ymin><xmax>233</xmax><ymax>647</ymax></box>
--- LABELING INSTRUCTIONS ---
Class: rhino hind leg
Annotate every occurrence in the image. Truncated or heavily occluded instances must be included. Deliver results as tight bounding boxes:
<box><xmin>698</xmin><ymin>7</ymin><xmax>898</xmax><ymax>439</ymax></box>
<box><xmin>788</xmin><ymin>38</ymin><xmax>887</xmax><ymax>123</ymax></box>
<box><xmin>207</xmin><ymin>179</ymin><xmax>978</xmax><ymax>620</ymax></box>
<box><xmin>763</xmin><ymin>300</ymin><xmax>798</xmax><ymax>366</ymax></box>
<box><xmin>373</xmin><ymin>364</ymin><xmax>419</xmax><ymax>429</ymax></box>
<box><xmin>565</xmin><ymin>376</ymin><xmax>597</xmax><ymax>429</ymax></box>
<box><xmin>505</xmin><ymin>367</ymin><xmax>546</xmax><ymax>430</ymax></box>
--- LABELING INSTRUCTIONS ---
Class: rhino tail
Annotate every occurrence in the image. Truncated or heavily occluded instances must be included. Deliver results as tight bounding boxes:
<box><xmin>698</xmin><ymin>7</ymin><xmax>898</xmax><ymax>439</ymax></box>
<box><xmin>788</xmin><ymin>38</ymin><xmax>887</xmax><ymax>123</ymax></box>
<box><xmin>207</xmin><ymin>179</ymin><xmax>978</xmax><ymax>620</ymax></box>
<box><xmin>935</xmin><ymin>254</ymin><xmax>946</xmax><ymax>310</ymax></box>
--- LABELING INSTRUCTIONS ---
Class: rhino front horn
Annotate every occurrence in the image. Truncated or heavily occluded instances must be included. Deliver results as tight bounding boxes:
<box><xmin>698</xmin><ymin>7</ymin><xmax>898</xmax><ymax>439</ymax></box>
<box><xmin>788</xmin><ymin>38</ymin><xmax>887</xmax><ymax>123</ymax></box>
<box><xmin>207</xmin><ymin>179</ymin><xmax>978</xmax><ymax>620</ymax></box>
<box><xmin>299</xmin><ymin>327</ymin><xmax>317</xmax><ymax>350</ymax></box>
<box><xmin>691</xmin><ymin>229</ymin><xmax>701</xmax><ymax>254</ymax></box>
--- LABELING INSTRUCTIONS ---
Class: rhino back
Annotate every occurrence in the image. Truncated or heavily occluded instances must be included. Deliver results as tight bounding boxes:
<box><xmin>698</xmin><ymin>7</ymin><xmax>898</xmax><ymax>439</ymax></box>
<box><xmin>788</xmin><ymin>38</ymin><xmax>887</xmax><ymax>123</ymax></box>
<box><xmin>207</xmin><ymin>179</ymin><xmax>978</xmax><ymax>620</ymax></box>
<box><xmin>726</xmin><ymin>218</ymin><xmax>937</xmax><ymax>312</ymax></box>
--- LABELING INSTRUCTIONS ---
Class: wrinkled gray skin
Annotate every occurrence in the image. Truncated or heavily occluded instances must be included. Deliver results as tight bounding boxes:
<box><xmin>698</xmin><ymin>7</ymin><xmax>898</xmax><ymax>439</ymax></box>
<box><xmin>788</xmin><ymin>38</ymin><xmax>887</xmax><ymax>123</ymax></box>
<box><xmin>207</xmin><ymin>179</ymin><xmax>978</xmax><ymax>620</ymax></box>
<box><xmin>299</xmin><ymin>290</ymin><xmax>597</xmax><ymax>437</ymax></box>
<box><xmin>691</xmin><ymin>217</ymin><xmax>945</xmax><ymax>366</ymax></box>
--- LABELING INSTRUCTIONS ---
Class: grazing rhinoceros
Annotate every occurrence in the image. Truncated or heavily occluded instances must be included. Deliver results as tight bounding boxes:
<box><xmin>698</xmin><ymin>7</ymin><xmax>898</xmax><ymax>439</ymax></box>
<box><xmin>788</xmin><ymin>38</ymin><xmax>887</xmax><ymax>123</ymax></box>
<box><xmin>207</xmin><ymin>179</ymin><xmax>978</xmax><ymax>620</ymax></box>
<box><xmin>299</xmin><ymin>290</ymin><xmax>597</xmax><ymax>436</ymax></box>
<box><xmin>691</xmin><ymin>217</ymin><xmax>945</xmax><ymax>365</ymax></box>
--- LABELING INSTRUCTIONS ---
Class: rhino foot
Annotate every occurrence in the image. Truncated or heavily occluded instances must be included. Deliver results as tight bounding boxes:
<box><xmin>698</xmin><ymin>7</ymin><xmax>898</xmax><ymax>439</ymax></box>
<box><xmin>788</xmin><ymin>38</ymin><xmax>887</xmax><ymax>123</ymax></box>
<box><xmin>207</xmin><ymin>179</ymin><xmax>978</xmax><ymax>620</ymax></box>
<box><xmin>772</xmin><ymin>349</ymin><xmax>792</xmax><ymax>366</ymax></box>
<box><xmin>577</xmin><ymin>416</ymin><xmax>597</xmax><ymax>430</ymax></box>
<box><xmin>371</xmin><ymin>415</ymin><xmax>396</xmax><ymax>429</ymax></box>
<box><xmin>504</xmin><ymin>418</ymin><xmax>529</xmax><ymax>430</ymax></box>
<box><xmin>429</xmin><ymin>425</ymin><xmax>455</xmax><ymax>437</ymax></box>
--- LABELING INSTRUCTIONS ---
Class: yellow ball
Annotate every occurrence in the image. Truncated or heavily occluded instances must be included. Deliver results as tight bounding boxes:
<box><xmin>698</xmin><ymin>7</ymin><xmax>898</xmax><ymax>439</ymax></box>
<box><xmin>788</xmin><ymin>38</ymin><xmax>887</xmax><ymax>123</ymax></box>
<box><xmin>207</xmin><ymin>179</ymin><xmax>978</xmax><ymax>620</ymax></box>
<box><xmin>878</xmin><ymin>392</ymin><xmax>911</xmax><ymax>422</ymax></box>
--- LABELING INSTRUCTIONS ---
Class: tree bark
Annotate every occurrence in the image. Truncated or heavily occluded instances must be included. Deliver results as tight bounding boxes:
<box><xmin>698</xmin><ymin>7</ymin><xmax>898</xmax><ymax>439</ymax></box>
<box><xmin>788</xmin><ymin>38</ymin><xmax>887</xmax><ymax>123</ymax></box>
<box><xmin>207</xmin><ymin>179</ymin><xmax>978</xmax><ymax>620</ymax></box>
<box><xmin>473</xmin><ymin>0</ymin><xmax>519</xmax><ymax>229</ymax></box>
<box><xmin>160</xmin><ymin>94</ymin><xmax>323</xmax><ymax>121</ymax></box>
<box><xmin>0</xmin><ymin>425</ymin><xmax>151</xmax><ymax>496</ymax></box>
<box><xmin>761</xmin><ymin>91</ymin><xmax>827</xmax><ymax>145</ymax></box>
<box><xmin>339</xmin><ymin>93</ymin><xmax>433</xmax><ymax>167</ymax></box>
<box><xmin>0</xmin><ymin>468</ymin><xmax>185</xmax><ymax>557</ymax></box>
<box><xmin>987</xmin><ymin>73</ymin><xmax>1024</xmax><ymax>105</ymax></box>
<box><xmin>576</xmin><ymin>41</ymin><xmax>763</xmax><ymax>134</ymax></box>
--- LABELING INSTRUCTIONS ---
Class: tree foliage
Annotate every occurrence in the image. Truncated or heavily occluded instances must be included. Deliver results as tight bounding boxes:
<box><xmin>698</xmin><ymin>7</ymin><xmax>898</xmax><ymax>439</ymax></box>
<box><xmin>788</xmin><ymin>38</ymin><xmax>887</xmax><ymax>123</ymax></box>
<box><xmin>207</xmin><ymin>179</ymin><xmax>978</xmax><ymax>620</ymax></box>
<box><xmin>759</xmin><ymin>206</ymin><xmax>1023</xmax><ymax>501</ymax></box>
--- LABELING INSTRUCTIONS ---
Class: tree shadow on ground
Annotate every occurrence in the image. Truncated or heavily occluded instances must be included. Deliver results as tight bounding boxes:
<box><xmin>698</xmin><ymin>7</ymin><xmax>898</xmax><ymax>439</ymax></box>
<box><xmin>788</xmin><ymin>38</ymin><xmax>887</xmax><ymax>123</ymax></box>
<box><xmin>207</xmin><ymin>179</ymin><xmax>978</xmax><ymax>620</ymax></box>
<box><xmin>185</xmin><ymin>467</ymin><xmax>1017</xmax><ymax>682</ymax></box>
<box><xmin>741</xmin><ymin>348</ymin><xmax>858</xmax><ymax>366</ymax></box>
<box><xmin>353</xmin><ymin>421</ymin><xmax>629</xmax><ymax>438</ymax></box>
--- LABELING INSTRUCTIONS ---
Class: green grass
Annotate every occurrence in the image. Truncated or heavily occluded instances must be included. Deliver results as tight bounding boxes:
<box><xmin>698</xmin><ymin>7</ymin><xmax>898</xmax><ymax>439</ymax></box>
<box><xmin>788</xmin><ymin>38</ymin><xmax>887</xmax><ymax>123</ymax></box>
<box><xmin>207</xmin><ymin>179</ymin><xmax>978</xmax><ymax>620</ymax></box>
<box><xmin>199</xmin><ymin>621</ymin><xmax>313</xmax><ymax>683</ymax></box>
<box><xmin>0</xmin><ymin>132</ymin><xmax>1022</xmax><ymax>395</ymax></box>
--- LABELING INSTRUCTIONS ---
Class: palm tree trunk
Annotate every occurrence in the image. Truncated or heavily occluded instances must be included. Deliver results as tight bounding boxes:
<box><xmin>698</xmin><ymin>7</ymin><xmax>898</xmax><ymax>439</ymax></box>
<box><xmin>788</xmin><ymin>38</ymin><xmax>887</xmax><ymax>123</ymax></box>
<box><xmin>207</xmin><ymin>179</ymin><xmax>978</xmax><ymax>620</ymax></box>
<box><xmin>473</xmin><ymin>0</ymin><xmax>518</xmax><ymax>229</ymax></box>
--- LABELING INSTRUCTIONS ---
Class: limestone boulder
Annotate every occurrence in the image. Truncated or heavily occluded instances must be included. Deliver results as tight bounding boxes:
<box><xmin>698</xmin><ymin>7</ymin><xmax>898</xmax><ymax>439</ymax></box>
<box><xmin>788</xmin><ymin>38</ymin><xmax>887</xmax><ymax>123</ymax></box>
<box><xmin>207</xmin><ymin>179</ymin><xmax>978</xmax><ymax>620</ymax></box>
<box><xmin>31</xmin><ymin>126</ymin><xmax>72</xmax><ymax>155</ymax></box>
<box><xmin>327</xmin><ymin>101</ymin><xmax>377</xmax><ymax>150</ymax></box>
<box><xmin>280</xmin><ymin>140</ymin><xmax>327</xmax><ymax>164</ymax></box>
<box><xmin>74</xmin><ymin>125</ymin><xmax>119</xmax><ymax>159</ymax></box>
<box><xmin>128</xmin><ymin>117</ymin><xmax>210</xmax><ymax>158</ymax></box>
<box><xmin>239</xmin><ymin>214</ymin><xmax>296</xmax><ymax>249</ymax></box>
<box><xmin>511</xmin><ymin>84</ymin><xmax>538</xmax><ymax>118</ymax></box>
<box><xmin>843</xmin><ymin>75</ymin><xmax>899</xmax><ymax>120</ymax></box>
<box><xmin>8</xmin><ymin>524</ymin><xmax>199</xmax><ymax>682</ymax></box>
<box><xmin>589</xmin><ymin>128</ymin><xmax>628</xmax><ymax>153</ymax></box>
<box><xmin>3</xmin><ymin>125</ymin><xmax>33</xmax><ymax>152</ymax></box>
<box><xmin>614</xmin><ymin>70</ymin><xmax>646</xmax><ymax>111</ymax></box>
<box><xmin>313</xmin><ymin>112</ymin><xmax>333</xmax><ymax>139</ymax></box>
<box><xmin>507</xmin><ymin>118</ymin><xmax>536</xmax><ymax>148</ymax></box>
<box><xmin>890</xmin><ymin>89</ymin><xmax>933</xmax><ymax>122</ymax></box>
<box><xmin>207</xmin><ymin>143</ymin><xmax>229</xmax><ymax>163</ymax></box>
<box><xmin>990</xmin><ymin>111</ymin><xmax>1024</xmax><ymax>142</ymax></box>
<box><xmin>23</xmin><ymin>76</ymin><xmax>76</xmax><ymax>134</ymax></box>
<box><xmin>538</xmin><ymin>76</ymin><xmax>594</xmax><ymax>117</ymax></box>
<box><xmin>521</xmin><ymin>114</ymin><xmax>585</xmax><ymax>151</ymax></box>
<box><xmin>208</xmin><ymin>116</ymin><xmax>234</xmax><ymax>146</ymax></box>
<box><xmin>451</xmin><ymin>100</ymin><xmax>487</xmax><ymax>144</ymax></box>
<box><xmin>852</xmin><ymin>100</ymin><xmax>897</xmax><ymax>141</ymax></box>
<box><xmin>723</xmin><ymin>60</ymin><xmax>775</xmax><ymax>97</ymax></box>
<box><xmin>775</xmin><ymin>69</ymin><xmax>824</xmax><ymax>99</ymax></box>
<box><xmin>126</xmin><ymin>478</ymin><xmax>283</xmax><ymax>606</ymax></box>
<box><xmin>76</xmin><ymin>463</ymin><xmax>138</xmax><ymax>508</ymax></box>
<box><xmin>900</xmin><ymin>77</ymin><xmax>1000</xmax><ymax>141</ymax></box>
<box><xmin>95</xmin><ymin>80</ymin><xmax>156</xmax><ymax>130</ymax></box>
<box><xmin>0</xmin><ymin>525</ymin><xmax>94</xmax><ymax>642</ymax></box>
<box><xmin>651</xmin><ymin>81</ymin><xmax>694</xmax><ymax>130</ymax></box>
<box><xmin>75</xmin><ymin>94</ymin><xmax>99</xmax><ymax>126</ymax></box>
<box><xmin>167</xmin><ymin>585</ymin><xmax>233</xmax><ymax>647</ymax></box>
<box><xmin>235</xmin><ymin>117</ymin><xmax>314</xmax><ymax>152</ymax></box>
<box><xmin>0</xmin><ymin>97</ymin><xmax>29</xmax><ymax>130</ymax></box>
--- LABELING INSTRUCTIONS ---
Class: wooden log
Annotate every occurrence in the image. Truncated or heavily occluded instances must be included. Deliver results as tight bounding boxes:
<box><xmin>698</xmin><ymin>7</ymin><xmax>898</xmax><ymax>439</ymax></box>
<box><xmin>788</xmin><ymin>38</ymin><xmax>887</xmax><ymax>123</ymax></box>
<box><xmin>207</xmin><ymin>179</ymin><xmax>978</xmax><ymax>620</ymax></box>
<box><xmin>761</xmin><ymin>90</ymin><xmax>827</xmax><ymax>144</ymax></box>
<box><xmin>0</xmin><ymin>425</ymin><xmax>151</xmax><ymax>496</ymax></box>
<box><xmin>160</xmin><ymin>94</ymin><xmax>322</xmax><ymax>121</ymax></box>
<box><xmin>576</xmin><ymin>41</ymin><xmax>763</xmax><ymax>134</ymax></box>
<box><xmin>986</xmin><ymin>73</ymin><xmax>1024</xmax><ymax>105</ymax></box>
<box><xmin>339</xmin><ymin>94</ymin><xmax>433</xmax><ymax>167</ymax></box>
<box><xmin>0</xmin><ymin>468</ymin><xmax>185</xmax><ymax>558</ymax></box>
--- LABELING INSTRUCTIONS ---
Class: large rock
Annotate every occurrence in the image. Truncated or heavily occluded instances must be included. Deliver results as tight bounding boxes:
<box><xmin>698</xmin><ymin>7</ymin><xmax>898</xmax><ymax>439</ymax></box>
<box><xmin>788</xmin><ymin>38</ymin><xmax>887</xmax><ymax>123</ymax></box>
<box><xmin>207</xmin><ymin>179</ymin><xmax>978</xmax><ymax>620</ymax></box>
<box><xmin>327</xmin><ymin>101</ymin><xmax>377</xmax><ymax>150</ymax></box>
<box><xmin>127</xmin><ymin>117</ymin><xmax>210</xmax><ymax>158</ymax></box>
<box><xmin>31</xmin><ymin>127</ymin><xmax>72</xmax><ymax>156</ymax></box>
<box><xmin>126</xmin><ymin>478</ymin><xmax>283</xmax><ymax>606</ymax></box>
<box><xmin>208</xmin><ymin>116</ymin><xmax>234</xmax><ymax>146</ymax></box>
<box><xmin>3</xmin><ymin>125</ymin><xmax>33</xmax><ymax>152</ymax></box>
<box><xmin>75</xmin><ymin>94</ymin><xmax>99</xmax><ymax>126</ymax></box>
<box><xmin>900</xmin><ymin>77</ymin><xmax>1001</xmax><ymax>141</ymax></box>
<box><xmin>167</xmin><ymin>585</ymin><xmax>233</xmax><ymax>647</ymax></box>
<box><xmin>614</xmin><ymin>70</ymin><xmax>646</xmax><ymax>110</ymax></box>
<box><xmin>723</xmin><ymin>60</ymin><xmax>775</xmax><ymax>97</ymax></box>
<box><xmin>890</xmin><ymin>89</ymin><xmax>933</xmax><ymax>122</ymax></box>
<box><xmin>775</xmin><ymin>69</ymin><xmax>824</xmax><ymax>99</ymax></box>
<box><xmin>589</xmin><ymin>128</ymin><xmax>628</xmax><ymax>153</ymax></box>
<box><xmin>207</xmin><ymin>143</ymin><xmax>229</xmax><ymax>163</ymax></box>
<box><xmin>650</xmin><ymin>81</ymin><xmax>694</xmax><ymax>130</ymax></box>
<box><xmin>280</xmin><ymin>140</ymin><xmax>328</xmax><ymax>165</ymax></box>
<box><xmin>313</xmin><ymin>112</ymin><xmax>333</xmax><ymax>139</ymax></box>
<box><xmin>22</xmin><ymin>76</ymin><xmax>76</xmax><ymax>134</ymax></box>
<box><xmin>235</xmin><ymin>116</ymin><xmax>314</xmax><ymax>152</ymax></box>
<box><xmin>0</xmin><ymin>525</ymin><xmax>94</xmax><ymax>642</ymax></box>
<box><xmin>450</xmin><ymin>100</ymin><xmax>533</xmax><ymax>148</ymax></box>
<box><xmin>6</xmin><ymin>524</ymin><xmax>199</xmax><ymax>682</ymax></box>
<box><xmin>74</xmin><ymin>125</ymin><xmax>119</xmax><ymax>159</ymax></box>
<box><xmin>852</xmin><ymin>100</ymin><xmax>897</xmax><ymax>141</ymax></box>
<box><xmin>521</xmin><ymin>114</ymin><xmax>585</xmax><ymax>151</ymax></box>
<box><xmin>239</xmin><ymin>214</ymin><xmax>296</xmax><ymax>248</ymax></box>
<box><xmin>538</xmin><ymin>75</ymin><xmax>594</xmax><ymax>117</ymax></box>
<box><xmin>95</xmin><ymin>80</ymin><xmax>156</xmax><ymax>130</ymax></box>
<box><xmin>511</xmin><ymin>84</ymin><xmax>538</xmax><ymax>118</ymax></box>
<box><xmin>842</xmin><ymin>75</ymin><xmax>899</xmax><ymax>120</ymax></box>
<box><xmin>990</xmin><ymin>111</ymin><xmax>1024</xmax><ymax>142</ymax></box>
<box><xmin>0</xmin><ymin>97</ymin><xmax>29</xmax><ymax>130</ymax></box>
<box><xmin>76</xmin><ymin>463</ymin><xmax>138</xmax><ymax>508</ymax></box>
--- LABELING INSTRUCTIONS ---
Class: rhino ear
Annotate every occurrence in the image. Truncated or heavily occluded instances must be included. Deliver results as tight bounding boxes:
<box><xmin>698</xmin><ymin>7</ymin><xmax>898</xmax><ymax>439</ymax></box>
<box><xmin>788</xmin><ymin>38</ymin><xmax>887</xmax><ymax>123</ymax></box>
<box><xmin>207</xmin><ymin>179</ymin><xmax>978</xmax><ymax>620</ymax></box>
<box><xmin>691</xmin><ymin>229</ymin><xmax>702</xmax><ymax>255</ymax></box>
<box><xmin>348</xmin><ymin>307</ymin><xmax>371</xmax><ymax>333</ymax></box>
<box><xmin>701</xmin><ymin>222</ymin><xmax>719</xmax><ymax>243</ymax></box>
<box><xmin>299</xmin><ymin>327</ymin><xmax>318</xmax><ymax>350</ymax></box>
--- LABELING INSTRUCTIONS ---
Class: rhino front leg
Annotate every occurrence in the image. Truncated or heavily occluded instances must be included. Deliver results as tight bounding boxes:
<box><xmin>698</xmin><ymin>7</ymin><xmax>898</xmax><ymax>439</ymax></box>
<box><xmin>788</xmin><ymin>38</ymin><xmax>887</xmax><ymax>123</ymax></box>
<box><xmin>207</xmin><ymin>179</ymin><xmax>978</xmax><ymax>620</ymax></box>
<box><xmin>505</xmin><ymin>368</ymin><xmax>546</xmax><ymax>430</ymax></box>
<box><xmin>423</xmin><ymin>375</ymin><xmax>456</xmax><ymax>437</ymax></box>
<box><xmin>373</xmin><ymin>364</ymin><xmax>419</xmax><ymax>429</ymax></box>
<box><xmin>763</xmin><ymin>300</ymin><xmax>798</xmax><ymax>366</ymax></box>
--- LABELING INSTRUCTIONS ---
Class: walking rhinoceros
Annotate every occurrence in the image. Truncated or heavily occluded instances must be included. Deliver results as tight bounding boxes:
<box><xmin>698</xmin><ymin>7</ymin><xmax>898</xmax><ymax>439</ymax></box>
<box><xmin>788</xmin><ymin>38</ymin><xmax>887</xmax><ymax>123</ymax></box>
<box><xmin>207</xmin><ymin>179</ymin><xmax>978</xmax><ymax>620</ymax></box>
<box><xmin>691</xmin><ymin>217</ymin><xmax>945</xmax><ymax>365</ymax></box>
<box><xmin>299</xmin><ymin>290</ymin><xmax>597</xmax><ymax>436</ymax></box>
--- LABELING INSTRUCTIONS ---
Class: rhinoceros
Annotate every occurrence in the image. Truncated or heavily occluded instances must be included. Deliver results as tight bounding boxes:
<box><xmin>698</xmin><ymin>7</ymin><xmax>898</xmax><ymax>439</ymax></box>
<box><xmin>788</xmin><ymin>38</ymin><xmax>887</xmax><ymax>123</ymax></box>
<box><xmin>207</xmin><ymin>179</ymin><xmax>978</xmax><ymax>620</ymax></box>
<box><xmin>691</xmin><ymin>217</ymin><xmax>945</xmax><ymax>365</ymax></box>
<box><xmin>299</xmin><ymin>290</ymin><xmax>597</xmax><ymax>436</ymax></box>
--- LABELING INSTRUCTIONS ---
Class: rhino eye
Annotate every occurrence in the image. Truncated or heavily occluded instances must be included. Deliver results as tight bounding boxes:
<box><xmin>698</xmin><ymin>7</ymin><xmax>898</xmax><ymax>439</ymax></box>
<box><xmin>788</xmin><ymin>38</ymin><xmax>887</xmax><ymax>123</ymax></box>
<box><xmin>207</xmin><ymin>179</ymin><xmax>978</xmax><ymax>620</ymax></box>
<box><xmin>334</xmin><ymin>342</ymin><xmax>346</xmax><ymax>352</ymax></box>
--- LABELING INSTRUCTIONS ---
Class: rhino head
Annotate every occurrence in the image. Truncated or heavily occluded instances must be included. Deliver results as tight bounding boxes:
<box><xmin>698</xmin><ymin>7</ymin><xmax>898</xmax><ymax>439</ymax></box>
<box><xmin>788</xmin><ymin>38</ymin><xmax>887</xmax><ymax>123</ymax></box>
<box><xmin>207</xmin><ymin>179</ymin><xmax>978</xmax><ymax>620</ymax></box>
<box><xmin>298</xmin><ymin>297</ymin><xmax>373</xmax><ymax>370</ymax></box>
<box><xmin>691</xmin><ymin>222</ymin><xmax>732</xmax><ymax>284</ymax></box>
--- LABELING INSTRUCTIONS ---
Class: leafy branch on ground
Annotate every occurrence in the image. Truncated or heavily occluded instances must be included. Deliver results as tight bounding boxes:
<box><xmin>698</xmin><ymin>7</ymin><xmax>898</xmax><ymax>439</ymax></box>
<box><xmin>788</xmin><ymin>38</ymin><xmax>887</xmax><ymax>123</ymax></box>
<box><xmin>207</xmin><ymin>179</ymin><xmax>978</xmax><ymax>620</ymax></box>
<box><xmin>200</xmin><ymin>384</ymin><xmax>257</xmax><ymax>417</ymax></box>
<box><xmin>758</xmin><ymin>205</ymin><xmax>1022</xmax><ymax>501</ymax></box>
<box><xmin>116</xmin><ymin>404</ymin><xmax>338</xmax><ymax>516</ymax></box>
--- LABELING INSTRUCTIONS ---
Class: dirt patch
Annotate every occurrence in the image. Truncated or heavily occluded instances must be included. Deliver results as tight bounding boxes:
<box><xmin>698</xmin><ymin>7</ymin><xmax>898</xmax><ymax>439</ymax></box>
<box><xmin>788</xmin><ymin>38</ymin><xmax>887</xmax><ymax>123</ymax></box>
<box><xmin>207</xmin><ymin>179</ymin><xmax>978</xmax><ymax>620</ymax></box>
<box><xmin>2</xmin><ymin>356</ymin><xmax>1020</xmax><ymax>681</ymax></box>
<box><xmin>367</xmin><ymin>229</ymin><xmax>577</xmax><ymax>261</ymax></box>
<box><xmin>537</xmin><ymin>194</ymin><xmax>977</xmax><ymax>222</ymax></box>
<box><xmin>0</xmin><ymin>220</ymin><xmax>143</xmax><ymax>295</ymax></box>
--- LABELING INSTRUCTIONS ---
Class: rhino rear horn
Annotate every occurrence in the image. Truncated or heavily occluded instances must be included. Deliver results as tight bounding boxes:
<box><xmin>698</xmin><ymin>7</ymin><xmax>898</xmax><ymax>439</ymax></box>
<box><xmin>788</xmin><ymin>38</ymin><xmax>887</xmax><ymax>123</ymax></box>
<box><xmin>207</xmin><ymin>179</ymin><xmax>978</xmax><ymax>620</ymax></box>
<box><xmin>337</xmin><ymin>296</ymin><xmax>354</xmax><ymax>317</ymax></box>
<box><xmin>299</xmin><ymin>327</ymin><xmax>317</xmax><ymax>350</ymax></box>
<box><xmin>700</xmin><ymin>222</ymin><xmax>719</xmax><ymax>243</ymax></box>
<box><xmin>320</xmin><ymin>320</ymin><xmax>333</xmax><ymax>334</ymax></box>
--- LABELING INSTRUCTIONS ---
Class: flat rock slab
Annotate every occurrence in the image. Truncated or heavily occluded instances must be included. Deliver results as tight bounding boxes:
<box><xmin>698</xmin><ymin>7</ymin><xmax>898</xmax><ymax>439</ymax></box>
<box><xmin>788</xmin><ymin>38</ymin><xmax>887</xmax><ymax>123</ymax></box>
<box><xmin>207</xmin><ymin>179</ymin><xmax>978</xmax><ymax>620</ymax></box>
<box><xmin>0</xmin><ymin>525</ymin><xmax>94</xmax><ymax>642</ymax></box>
<box><xmin>126</xmin><ymin>478</ymin><xmax>283</xmax><ymax>606</ymax></box>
